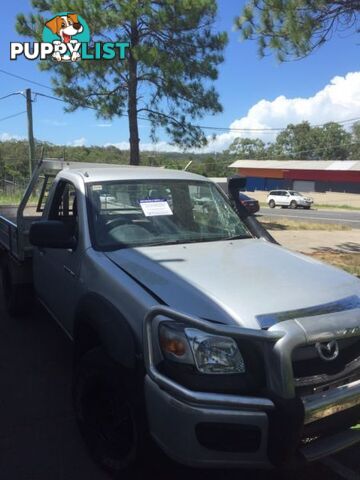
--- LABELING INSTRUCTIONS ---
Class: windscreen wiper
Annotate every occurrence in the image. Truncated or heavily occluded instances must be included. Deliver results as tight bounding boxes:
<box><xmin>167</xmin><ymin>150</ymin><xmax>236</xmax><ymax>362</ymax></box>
<box><xmin>224</xmin><ymin>234</ymin><xmax>252</xmax><ymax>240</ymax></box>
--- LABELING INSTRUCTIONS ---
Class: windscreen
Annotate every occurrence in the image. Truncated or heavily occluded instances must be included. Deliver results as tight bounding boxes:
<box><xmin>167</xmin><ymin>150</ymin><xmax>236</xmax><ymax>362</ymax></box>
<box><xmin>87</xmin><ymin>179</ymin><xmax>250</xmax><ymax>249</ymax></box>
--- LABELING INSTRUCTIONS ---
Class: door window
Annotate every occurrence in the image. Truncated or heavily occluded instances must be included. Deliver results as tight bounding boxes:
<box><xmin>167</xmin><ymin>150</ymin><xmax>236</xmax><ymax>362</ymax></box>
<box><xmin>50</xmin><ymin>181</ymin><xmax>79</xmax><ymax>243</ymax></box>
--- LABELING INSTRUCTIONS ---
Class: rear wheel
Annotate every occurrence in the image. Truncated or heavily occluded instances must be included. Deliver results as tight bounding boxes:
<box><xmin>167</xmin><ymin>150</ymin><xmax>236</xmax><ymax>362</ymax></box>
<box><xmin>73</xmin><ymin>347</ymin><xmax>149</xmax><ymax>475</ymax></box>
<box><xmin>269</xmin><ymin>200</ymin><xmax>276</xmax><ymax>208</ymax></box>
<box><xmin>290</xmin><ymin>200</ymin><xmax>297</xmax><ymax>209</ymax></box>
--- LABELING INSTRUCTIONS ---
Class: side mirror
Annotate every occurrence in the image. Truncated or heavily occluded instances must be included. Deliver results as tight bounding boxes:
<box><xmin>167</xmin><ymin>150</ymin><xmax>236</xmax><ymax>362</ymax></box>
<box><xmin>29</xmin><ymin>220</ymin><xmax>77</xmax><ymax>249</ymax></box>
<box><xmin>227</xmin><ymin>175</ymin><xmax>249</xmax><ymax>217</ymax></box>
<box><xmin>227</xmin><ymin>175</ymin><xmax>247</xmax><ymax>199</ymax></box>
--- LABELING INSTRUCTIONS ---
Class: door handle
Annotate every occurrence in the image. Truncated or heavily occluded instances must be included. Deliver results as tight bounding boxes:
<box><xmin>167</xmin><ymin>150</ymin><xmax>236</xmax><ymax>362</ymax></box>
<box><xmin>39</xmin><ymin>249</ymin><xmax>46</xmax><ymax>257</ymax></box>
<box><xmin>63</xmin><ymin>265</ymin><xmax>76</xmax><ymax>277</ymax></box>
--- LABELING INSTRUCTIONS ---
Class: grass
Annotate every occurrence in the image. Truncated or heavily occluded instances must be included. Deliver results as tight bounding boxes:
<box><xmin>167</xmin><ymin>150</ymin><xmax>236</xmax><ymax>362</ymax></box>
<box><xmin>0</xmin><ymin>193</ymin><xmax>24</xmax><ymax>205</ymax></box>
<box><xmin>316</xmin><ymin>204</ymin><xmax>360</xmax><ymax>211</ymax></box>
<box><xmin>259</xmin><ymin>217</ymin><xmax>351</xmax><ymax>231</ymax></box>
<box><xmin>305</xmin><ymin>252</ymin><xmax>360</xmax><ymax>277</ymax></box>
<box><xmin>259</xmin><ymin>202</ymin><xmax>360</xmax><ymax>211</ymax></box>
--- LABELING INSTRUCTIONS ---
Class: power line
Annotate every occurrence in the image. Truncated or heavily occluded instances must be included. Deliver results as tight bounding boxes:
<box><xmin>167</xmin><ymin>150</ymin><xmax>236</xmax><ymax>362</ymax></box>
<box><xmin>0</xmin><ymin>111</ymin><xmax>27</xmax><ymax>123</ymax></box>
<box><xmin>33</xmin><ymin>91</ymin><xmax>360</xmax><ymax>134</ymax></box>
<box><xmin>3</xmin><ymin>69</ymin><xmax>360</xmax><ymax>132</ymax></box>
<box><xmin>33</xmin><ymin>91</ymin><xmax>149</xmax><ymax>122</ymax></box>
<box><xmin>0</xmin><ymin>69</ymin><xmax>53</xmax><ymax>91</ymax></box>
<box><xmin>0</xmin><ymin>92</ymin><xmax>22</xmax><ymax>102</ymax></box>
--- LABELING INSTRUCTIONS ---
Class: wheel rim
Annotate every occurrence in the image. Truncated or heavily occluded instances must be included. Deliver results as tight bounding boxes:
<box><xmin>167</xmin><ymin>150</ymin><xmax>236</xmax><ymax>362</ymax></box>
<box><xmin>290</xmin><ymin>201</ymin><xmax>297</xmax><ymax>209</ymax></box>
<box><xmin>80</xmin><ymin>376</ymin><xmax>137</xmax><ymax>463</ymax></box>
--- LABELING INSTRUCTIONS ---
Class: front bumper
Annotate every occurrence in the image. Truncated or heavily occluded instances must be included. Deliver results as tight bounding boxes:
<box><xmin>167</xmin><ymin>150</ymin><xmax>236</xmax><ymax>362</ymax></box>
<box><xmin>143</xmin><ymin>306</ymin><xmax>360</xmax><ymax>468</ymax></box>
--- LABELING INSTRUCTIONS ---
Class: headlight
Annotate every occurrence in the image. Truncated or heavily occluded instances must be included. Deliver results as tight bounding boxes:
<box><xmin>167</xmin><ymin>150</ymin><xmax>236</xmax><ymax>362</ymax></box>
<box><xmin>158</xmin><ymin>322</ymin><xmax>246</xmax><ymax>374</ymax></box>
<box><xmin>186</xmin><ymin>328</ymin><xmax>246</xmax><ymax>374</ymax></box>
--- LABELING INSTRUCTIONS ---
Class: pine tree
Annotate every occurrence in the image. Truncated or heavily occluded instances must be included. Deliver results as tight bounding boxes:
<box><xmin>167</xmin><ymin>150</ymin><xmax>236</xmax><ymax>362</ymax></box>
<box><xmin>235</xmin><ymin>1</ymin><xmax>359</xmax><ymax>61</ymax></box>
<box><xmin>17</xmin><ymin>0</ymin><xmax>227</xmax><ymax>164</ymax></box>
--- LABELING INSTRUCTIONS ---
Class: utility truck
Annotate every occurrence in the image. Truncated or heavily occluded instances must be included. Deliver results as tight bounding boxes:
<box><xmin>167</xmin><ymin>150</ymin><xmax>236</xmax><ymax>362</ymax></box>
<box><xmin>0</xmin><ymin>159</ymin><xmax>359</xmax><ymax>474</ymax></box>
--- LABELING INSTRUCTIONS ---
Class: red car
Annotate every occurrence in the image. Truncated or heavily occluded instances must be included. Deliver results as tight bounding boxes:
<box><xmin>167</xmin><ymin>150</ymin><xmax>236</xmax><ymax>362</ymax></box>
<box><xmin>238</xmin><ymin>192</ymin><xmax>260</xmax><ymax>214</ymax></box>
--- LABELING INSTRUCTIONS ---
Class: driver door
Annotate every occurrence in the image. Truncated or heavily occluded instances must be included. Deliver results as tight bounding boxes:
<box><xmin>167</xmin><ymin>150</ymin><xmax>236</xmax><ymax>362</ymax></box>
<box><xmin>33</xmin><ymin>180</ymin><xmax>82</xmax><ymax>334</ymax></box>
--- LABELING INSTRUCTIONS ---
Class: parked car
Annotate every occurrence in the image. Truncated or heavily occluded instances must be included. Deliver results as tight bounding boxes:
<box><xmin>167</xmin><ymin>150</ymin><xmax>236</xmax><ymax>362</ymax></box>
<box><xmin>0</xmin><ymin>159</ymin><xmax>359</xmax><ymax>475</ymax></box>
<box><xmin>267</xmin><ymin>190</ymin><xmax>313</xmax><ymax>209</ymax></box>
<box><xmin>238</xmin><ymin>192</ymin><xmax>260</xmax><ymax>214</ymax></box>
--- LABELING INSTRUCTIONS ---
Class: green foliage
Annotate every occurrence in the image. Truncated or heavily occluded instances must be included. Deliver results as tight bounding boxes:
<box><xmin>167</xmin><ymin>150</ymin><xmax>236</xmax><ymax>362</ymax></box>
<box><xmin>350</xmin><ymin>121</ymin><xmax>360</xmax><ymax>159</ymax></box>
<box><xmin>227</xmin><ymin>121</ymin><xmax>354</xmax><ymax>160</ymax></box>
<box><xmin>225</xmin><ymin>137</ymin><xmax>266</xmax><ymax>158</ymax></box>
<box><xmin>0</xmin><ymin>140</ymin><xmax>233</xmax><ymax>189</ymax></box>
<box><xmin>235</xmin><ymin>1</ymin><xmax>359</xmax><ymax>61</ymax></box>
<box><xmin>16</xmin><ymin>0</ymin><xmax>227</xmax><ymax>164</ymax></box>
<box><xmin>0</xmin><ymin>120</ymin><xmax>355</xmax><ymax>192</ymax></box>
<box><xmin>314</xmin><ymin>122</ymin><xmax>352</xmax><ymax>160</ymax></box>
<box><xmin>274</xmin><ymin>122</ymin><xmax>320</xmax><ymax>159</ymax></box>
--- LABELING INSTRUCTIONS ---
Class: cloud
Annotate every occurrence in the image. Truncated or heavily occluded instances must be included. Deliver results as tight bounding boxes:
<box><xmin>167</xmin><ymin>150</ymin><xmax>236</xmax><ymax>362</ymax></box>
<box><xmin>106</xmin><ymin>72</ymin><xmax>360</xmax><ymax>153</ymax></box>
<box><xmin>203</xmin><ymin>71</ymin><xmax>360</xmax><ymax>152</ymax></box>
<box><xmin>49</xmin><ymin>72</ymin><xmax>360</xmax><ymax>153</ymax></box>
<box><xmin>68</xmin><ymin>137</ymin><xmax>87</xmax><ymax>147</ymax></box>
<box><xmin>0</xmin><ymin>132</ymin><xmax>25</xmax><ymax>141</ymax></box>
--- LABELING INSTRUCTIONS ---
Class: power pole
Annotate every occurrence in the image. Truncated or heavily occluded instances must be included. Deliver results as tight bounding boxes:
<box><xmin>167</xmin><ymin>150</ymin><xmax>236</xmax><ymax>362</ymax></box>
<box><xmin>25</xmin><ymin>88</ymin><xmax>35</xmax><ymax>176</ymax></box>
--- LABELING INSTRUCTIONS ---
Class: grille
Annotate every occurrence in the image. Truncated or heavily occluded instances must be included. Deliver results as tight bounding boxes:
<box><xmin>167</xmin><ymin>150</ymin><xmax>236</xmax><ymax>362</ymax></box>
<box><xmin>292</xmin><ymin>338</ymin><xmax>360</xmax><ymax>396</ymax></box>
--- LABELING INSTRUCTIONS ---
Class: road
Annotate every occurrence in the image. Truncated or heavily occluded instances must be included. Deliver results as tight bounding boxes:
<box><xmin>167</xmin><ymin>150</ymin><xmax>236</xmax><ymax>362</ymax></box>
<box><xmin>257</xmin><ymin>207</ymin><xmax>360</xmax><ymax>228</ymax></box>
<box><xmin>0</xmin><ymin>288</ymin><xmax>358</xmax><ymax>480</ymax></box>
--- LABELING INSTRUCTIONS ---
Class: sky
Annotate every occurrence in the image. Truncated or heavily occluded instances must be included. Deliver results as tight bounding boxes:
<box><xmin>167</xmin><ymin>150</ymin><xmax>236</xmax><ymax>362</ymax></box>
<box><xmin>0</xmin><ymin>0</ymin><xmax>359</xmax><ymax>153</ymax></box>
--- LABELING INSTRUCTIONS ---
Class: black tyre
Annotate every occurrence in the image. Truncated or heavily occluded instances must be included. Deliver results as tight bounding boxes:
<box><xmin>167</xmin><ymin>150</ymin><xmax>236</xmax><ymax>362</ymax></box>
<box><xmin>1</xmin><ymin>265</ymin><xmax>33</xmax><ymax>316</ymax></box>
<box><xmin>290</xmin><ymin>200</ymin><xmax>297</xmax><ymax>209</ymax></box>
<box><xmin>304</xmin><ymin>206</ymin><xmax>311</xmax><ymax>210</ymax></box>
<box><xmin>269</xmin><ymin>199</ymin><xmax>276</xmax><ymax>208</ymax></box>
<box><xmin>73</xmin><ymin>347</ymin><xmax>148</xmax><ymax>475</ymax></box>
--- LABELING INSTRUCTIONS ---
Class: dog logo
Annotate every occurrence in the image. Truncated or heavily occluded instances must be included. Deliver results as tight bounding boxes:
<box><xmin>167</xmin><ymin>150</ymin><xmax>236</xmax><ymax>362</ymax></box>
<box><xmin>43</xmin><ymin>13</ymin><xmax>89</xmax><ymax>62</ymax></box>
<box><xmin>315</xmin><ymin>340</ymin><xmax>339</xmax><ymax>362</ymax></box>
<box><xmin>10</xmin><ymin>13</ymin><xmax>129</xmax><ymax>62</ymax></box>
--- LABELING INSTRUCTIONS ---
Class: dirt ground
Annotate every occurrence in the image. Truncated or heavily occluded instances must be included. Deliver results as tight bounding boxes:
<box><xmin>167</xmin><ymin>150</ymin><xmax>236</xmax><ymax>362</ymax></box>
<box><xmin>271</xmin><ymin>230</ymin><xmax>360</xmax><ymax>277</ymax></box>
<box><xmin>271</xmin><ymin>229</ymin><xmax>360</xmax><ymax>254</ymax></box>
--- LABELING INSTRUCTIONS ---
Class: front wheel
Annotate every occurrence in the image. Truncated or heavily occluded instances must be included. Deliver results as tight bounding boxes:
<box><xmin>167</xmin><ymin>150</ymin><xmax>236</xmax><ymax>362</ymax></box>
<box><xmin>73</xmin><ymin>347</ymin><xmax>148</xmax><ymax>475</ymax></box>
<box><xmin>268</xmin><ymin>200</ymin><xmax>276</xmax><ymax>208</ymax></box>
<box><xmin>290</xmin><ymin>200</ymin><xmax>297</xmax><ymax>209</ymax></box>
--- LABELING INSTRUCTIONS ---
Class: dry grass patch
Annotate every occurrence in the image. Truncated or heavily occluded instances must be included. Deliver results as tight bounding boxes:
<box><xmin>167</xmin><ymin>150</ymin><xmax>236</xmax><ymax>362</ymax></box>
<box><xmin>305</xmin><ymin>251</ymin><xmax>360</xmax><ymax>277</ymax></box>
<box><xmin>259</xmin><ymin>217</ymin><xmax>351</xmax><ymax>232</ymax></box>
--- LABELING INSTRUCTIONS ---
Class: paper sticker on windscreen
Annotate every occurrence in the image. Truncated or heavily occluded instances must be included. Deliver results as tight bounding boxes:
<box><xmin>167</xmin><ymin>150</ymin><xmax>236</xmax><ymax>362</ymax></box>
<box><xmin>140</xmin><ymin>199</ymin><xmax>173</xmax><ymax>217</ymax></box>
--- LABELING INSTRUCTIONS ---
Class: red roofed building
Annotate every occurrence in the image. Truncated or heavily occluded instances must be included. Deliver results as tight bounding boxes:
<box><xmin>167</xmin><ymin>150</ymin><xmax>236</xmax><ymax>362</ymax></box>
<box><xmin>229</xmin><ymin>160</ymin><xmax>360</xmax><ymax>193</ymax></box>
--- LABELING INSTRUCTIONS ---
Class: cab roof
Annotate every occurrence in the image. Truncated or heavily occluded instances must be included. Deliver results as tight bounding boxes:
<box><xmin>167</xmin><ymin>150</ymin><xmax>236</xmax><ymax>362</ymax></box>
<box><xmin>42</xmin><ymin>159</ymin><xmax>207</xmax><ymax>183</ymax></box>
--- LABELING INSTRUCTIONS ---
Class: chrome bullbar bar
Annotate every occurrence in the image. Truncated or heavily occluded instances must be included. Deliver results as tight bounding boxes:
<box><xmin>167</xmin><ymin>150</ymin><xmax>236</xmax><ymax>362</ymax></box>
<box><xmin>143</xmin><ymin>306</ymin><xmax>360</xmax><ymax>421</ymax></box>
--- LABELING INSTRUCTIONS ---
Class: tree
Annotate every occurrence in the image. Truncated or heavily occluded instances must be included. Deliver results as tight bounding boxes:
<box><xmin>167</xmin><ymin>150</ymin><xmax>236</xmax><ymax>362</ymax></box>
<box><xmin>315</xmin><ymin>122</ymin><xmax>351</xmax><ymax>159</ymax></box>
<box><xmin>274</xmin><ymin>121</ymin><xmax>319</xmax><ymax>159</ymax></box>
<box><xmin>235</xmin><ymin>1</ymin><xmax>360</xmax><ymax>61</ymax></box>
<box><xmin>350</xmin><ymin>121</ymin><xmax>360</xmax><ymax>159</ymax></box>
<box><xmin>17</xmin><ymin>0</ymin><xmax>227</xmax><ymax>165</ymax></box>
<box><xmin>225</xmin><ymin>137</ymin><xmax>266</xmax><ymax>158</ymax></box>
<box><xmin>273</xmin><ymin>121</ymin><xmax>351</xmax><ymax>159</ymax></box>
